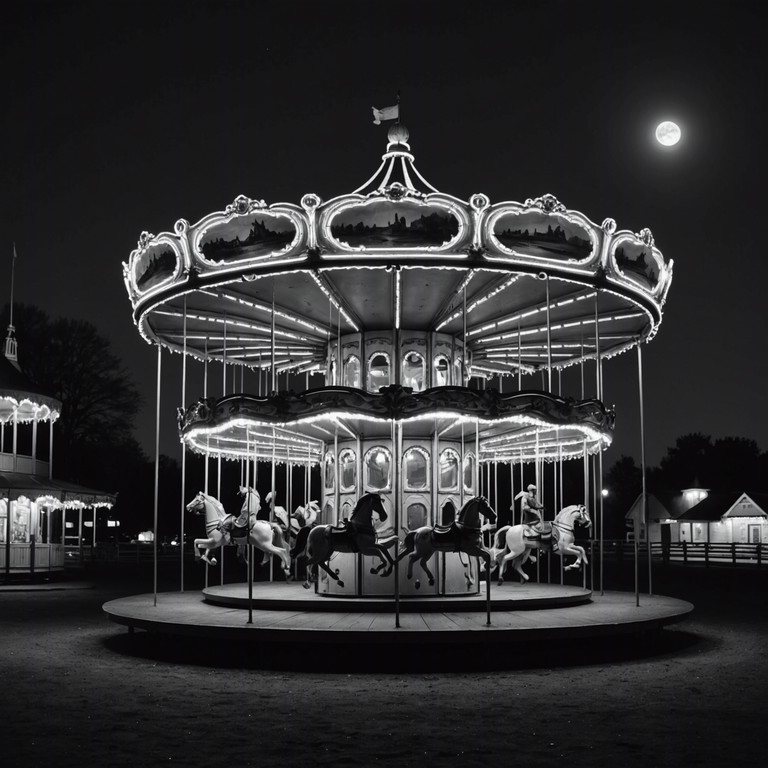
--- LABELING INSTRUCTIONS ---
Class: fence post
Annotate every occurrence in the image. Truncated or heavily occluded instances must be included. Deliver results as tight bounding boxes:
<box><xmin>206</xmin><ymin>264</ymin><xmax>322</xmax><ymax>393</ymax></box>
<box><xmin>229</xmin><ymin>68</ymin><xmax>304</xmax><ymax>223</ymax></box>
<box><xmin>705</xmin><ymin>542</ymin><xmax>709</xmax><ymax>568</ymax></box>
<box><xmin>732</xmin><ymin>542</ymin><xmax>736</xmax><ymax>565</ymax></box>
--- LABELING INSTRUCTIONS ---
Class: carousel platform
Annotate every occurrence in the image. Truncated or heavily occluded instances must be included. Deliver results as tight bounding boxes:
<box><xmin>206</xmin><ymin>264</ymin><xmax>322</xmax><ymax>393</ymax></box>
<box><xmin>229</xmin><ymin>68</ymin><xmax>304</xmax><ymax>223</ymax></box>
<box><xmin>102</xmin><ymin>581</ymin><xmax>693</xmax><ymax>650</ymax></box>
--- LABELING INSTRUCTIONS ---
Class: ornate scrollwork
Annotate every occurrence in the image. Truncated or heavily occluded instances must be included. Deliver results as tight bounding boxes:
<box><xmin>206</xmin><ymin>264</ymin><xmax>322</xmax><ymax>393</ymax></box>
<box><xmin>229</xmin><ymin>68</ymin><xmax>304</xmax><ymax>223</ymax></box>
<box><xmin>523</xmin><ymin>193</ymin><xmax>566</xmax><ymax>214</ymax></box>
<box><xmin>636</xmin><ymin>227</ymin><xmax>655</xmax><ymax>247</ymax></box>
<box><xmin>225</xmin><ymin>195</ymin><xmax>268</xmax><ymax>216</ymax></box>
<box><xmin>601</xmin><ymin>217</ymin><xmax>617</xmax><ymax>234</ymax></box>
<box><xmin>137</xmin><ymin>231</ymin><xmax>155</xmax><ymax>251</ymax></box>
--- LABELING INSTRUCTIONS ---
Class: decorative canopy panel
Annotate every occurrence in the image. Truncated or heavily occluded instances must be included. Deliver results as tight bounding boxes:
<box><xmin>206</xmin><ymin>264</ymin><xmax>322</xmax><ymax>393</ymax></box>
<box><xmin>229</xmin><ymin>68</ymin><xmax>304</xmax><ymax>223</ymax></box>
<box><xmin>178</xmin><ymin>385</ymin><xmax>614</xmax><ymax>464</ymax></box>
<box><xmin>124</xmin><ymin>127</ymin><xmax>672</xmax><ymax>378</ymax></box>
<box><xmin>0</xmin><ymin>355</ymin><xmax>62</xmax><ymax>424</ymax></box>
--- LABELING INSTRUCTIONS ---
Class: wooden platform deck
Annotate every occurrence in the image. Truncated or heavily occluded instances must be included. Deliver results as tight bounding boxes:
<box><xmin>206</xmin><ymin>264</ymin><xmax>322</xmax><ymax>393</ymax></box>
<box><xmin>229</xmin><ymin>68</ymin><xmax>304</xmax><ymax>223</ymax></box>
<box><xmin>103</xmin><ymin>582</ymin><xmax>693</xmax><ymax>647</ymax></box>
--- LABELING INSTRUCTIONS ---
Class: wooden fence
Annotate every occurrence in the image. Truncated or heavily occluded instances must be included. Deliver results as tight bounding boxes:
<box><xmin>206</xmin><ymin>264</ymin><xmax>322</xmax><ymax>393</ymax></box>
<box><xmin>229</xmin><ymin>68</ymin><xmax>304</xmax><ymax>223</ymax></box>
<box><xmin>595</xmin><ymin>540</ymin><xmax>767</xmax><ymax>568</ymax></box>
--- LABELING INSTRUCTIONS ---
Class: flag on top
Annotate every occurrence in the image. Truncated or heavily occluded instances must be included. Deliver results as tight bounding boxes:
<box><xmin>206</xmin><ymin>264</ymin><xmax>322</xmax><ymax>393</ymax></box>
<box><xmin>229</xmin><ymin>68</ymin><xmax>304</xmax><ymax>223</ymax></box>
<box><xmin>372</xmin><ymin>104</ymin><xmax>399</xmax><ymax>125</ymax></box>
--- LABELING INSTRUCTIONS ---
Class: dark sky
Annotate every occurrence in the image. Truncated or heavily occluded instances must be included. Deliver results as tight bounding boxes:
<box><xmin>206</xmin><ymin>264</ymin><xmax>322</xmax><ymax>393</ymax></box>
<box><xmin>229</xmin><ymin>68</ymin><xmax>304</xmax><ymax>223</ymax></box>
<box><xmin>2</xmin><ymin>0</ymin><xmax>766</xmax><ymax>467</ymax></box>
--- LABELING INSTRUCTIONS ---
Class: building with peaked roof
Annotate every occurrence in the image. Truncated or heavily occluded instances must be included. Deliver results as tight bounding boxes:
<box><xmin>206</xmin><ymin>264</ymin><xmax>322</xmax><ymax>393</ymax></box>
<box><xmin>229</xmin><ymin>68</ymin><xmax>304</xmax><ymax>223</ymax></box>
<box><xmin>1</xmin><ymin>323</ymin><xmax>115</xmax><ymax>580</ymax></box>
<box><xmin>625</xmin><ymin>487</ymin><xmax>767</xmax><ymax>546</ymax></box>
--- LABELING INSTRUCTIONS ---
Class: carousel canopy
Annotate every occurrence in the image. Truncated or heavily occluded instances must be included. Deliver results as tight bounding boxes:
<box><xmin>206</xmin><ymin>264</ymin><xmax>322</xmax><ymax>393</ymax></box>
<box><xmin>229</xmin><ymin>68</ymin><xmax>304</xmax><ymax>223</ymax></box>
<box><xmin>0</xmin><ymin>471</ymin><xmax>115</xmax><ymax>507</ymax></box>
<box><xmin>123</xmin><ymin>125</ymin><xmax>672</xmax><ymax>378</ymax></box>
<box><xmin>0</xmin><ymin>353</ymin><xmax>61</xmax><ymax>424</ymax></box>
<box><xmin>178</xmin><ymin>385</ymin><xmax>614</xmax><ymax>465</ymax></box>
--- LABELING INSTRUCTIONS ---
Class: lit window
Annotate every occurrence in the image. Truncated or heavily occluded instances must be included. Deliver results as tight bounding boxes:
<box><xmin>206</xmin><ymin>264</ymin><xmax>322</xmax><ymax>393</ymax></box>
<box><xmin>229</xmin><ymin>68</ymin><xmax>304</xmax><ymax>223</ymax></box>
<box><xmin>324</xmin><ymin>452</ymin><xmax>335</xmax><ymax>491</ymax></box>
<box><xmin>434</xmin><ymin>355</ymin><xmax>450</xmax><ymax>387</ymax></box>
<box><xmin>403</xmin><ymin>448</ymin><xmax>429</xmax><ymax>491</ymax></box>
<box><xmin>463</xmin><ymin>452</ymin><xmax>475</xmax><ymax>493</ymax></box>
<box><xmin>344</xmin><ymin>355</ymin><xmax>361</xmax><ymax>388</ymax></box>
<box><xmin>339</xmin><ymin>449</ymin><xmax>356</xmax><ymax>492</ymax></box>
<box><xmin>368</xmin><ymin>353</ymin><xmax>390</xmax><ymax>392</ymax></box>
<box><xmin>406</xmin><ymin>502</ymin><xmax>428</xmax><ymax>530</ymax></box>
<box><xmin>439</xmin><ymin>449</ymin><xmax>460</xmax><ymax>491</ymax></box>
<box><xmin>402</xmin><ymin>351</ymin><xmax>425</xmax><ymax>391</ymax></box>
<box><xmin>365</xmin><ymin>447</ymin><xmax>391</xmax><ymax>490</ymax></box>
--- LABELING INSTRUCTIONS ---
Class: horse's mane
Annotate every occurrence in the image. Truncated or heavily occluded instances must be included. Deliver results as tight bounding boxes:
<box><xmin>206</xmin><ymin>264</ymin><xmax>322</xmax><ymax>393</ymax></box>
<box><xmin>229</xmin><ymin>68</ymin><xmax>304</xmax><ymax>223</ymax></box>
<box><xmin>199</xmin><ymin>492</ymin><xmax>226</xmax><ymax>516</ymax></box>
<box><xmin>554</xmin><ymin>504</ymin><xmax>584</xmax><ymax>521</ymax></box>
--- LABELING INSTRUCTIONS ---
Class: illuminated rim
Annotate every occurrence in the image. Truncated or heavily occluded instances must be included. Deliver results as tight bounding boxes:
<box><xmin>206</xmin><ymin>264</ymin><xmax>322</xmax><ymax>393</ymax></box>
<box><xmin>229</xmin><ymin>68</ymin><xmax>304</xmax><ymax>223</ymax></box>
<box><xmin>0</xmin><ymin>393</ymin><xmax>61</xmax><ymax>424</ymax></box>
<box><xmin>123</xmin><ymin>135</ymin><xmax>673</xmax><ymax>374</ymax></box>
<box><xmin>178</xmin><ymin>385</ymin><xmax>614</xmax><ymax>463</ymax></box>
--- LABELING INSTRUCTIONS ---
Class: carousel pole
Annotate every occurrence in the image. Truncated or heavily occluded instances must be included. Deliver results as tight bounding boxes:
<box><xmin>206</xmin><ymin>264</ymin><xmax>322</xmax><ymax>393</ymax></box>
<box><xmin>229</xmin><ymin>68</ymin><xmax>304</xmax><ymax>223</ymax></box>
<box><xmin>270</xmin><ymin>287</ymin><xmax>277</xmax><ymax>582</ymax></box>
<box><xmin>584</xmin><ymin>440</ymin><xmax>590</xmax><ymax>591</ymax></box>
<box><xmin>477</xmin><ymin>419</ymin><xmax>490</xmax><ymax>625</ymax></box>
<box><xmin>545</xmin><ymin>275</ymin><xmax>552</xmax><ymax>392</ymax></box>
<box><xmin>637</xmin><ymin>342</ymin><xmax>652</xmax><ymax>599</ymax></box>
<box><xmin>153</xmin><ymin>344</ymin><xmax>162</xmax><ymax>607</ymax></box>
<box><xmin>393</xmin><ymin>418</ymin><xmax>401</xmax><ymax>629</ymax></box>
<box><xmin>203</xmin><ymin>338</ymin><xmax>209</xmax><ymax>590</ymax></box>
<box><xmin>246</xmin><ymin>429</ymin><xmax>253</xmax><ymax>624</ymax></box>
<box><xmin>219</xmin><ymin>317</ymin><xmax>227</xmax><ymax>584</ymax></box>
<box><xmin>180</xmin><ymin>297</ymin><xmax>187</xmax><ymax>591</ymax></box>
<box><xmin>595</xmin><ymin>293</ymin><xmax>605</xmax><ymax>595</ymax></box>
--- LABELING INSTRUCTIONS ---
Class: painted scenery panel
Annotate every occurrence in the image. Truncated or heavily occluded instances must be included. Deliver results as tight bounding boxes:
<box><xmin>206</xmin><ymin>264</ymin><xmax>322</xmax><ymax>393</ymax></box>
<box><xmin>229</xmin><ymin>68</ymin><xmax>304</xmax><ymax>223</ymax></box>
<box><xmin>493</xmin><ymin>212</ymin><xmax>593</xmax><ymax>261</ymax></box>
<box><xmin>135</xmin><ymin>243</ymin><xmax>178</xmax><ymax>292</ymax></box>
<box><xmin>614</xmin><ymin>241</ymin><xmax>660</xmax><ymax>290</ymax></box>
<box><xmin>200</xmin><ymin>213</ymin><xmax>297</xmax><ymax>262</ymax></box>
<box><xmin>330</xmin><ymin>201</ymin><xmax>460</xmax><ymax>248</ymax></box>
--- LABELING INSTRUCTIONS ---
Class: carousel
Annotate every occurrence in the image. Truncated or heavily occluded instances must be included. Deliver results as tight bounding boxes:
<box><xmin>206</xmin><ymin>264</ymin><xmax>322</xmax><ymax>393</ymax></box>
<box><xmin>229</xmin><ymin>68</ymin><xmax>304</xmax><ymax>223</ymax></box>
<box><xmin>1</xmin><ymin>321</ymin><xmax>115</xmax><ymax>580</ymax></box>
<box><xmin>104</xmin><ymin>120</ymin><xmax>691</xmax><ymax>655</ymax></box>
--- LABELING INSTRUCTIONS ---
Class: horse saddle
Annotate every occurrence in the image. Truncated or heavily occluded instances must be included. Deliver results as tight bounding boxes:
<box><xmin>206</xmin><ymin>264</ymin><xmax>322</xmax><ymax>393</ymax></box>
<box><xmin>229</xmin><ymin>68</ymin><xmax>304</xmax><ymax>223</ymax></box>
<box><xmin>219</xmin><ymin>515</ymin><xmax>250</xmax><ymax>538</ymax></box>
<box><xmin>523</xmin><ymin>522</ymin><xmax>555</xmax><ymax>547</ymax></box>
<box><xmin>433</xmin><ymin>523</ymin><xmax>477</xmax><ymax>551</ymax></box>
<box><xmin>326</xmin><ymin>521</ymin><xmax>375</xmax><ymax>552</ymax></box>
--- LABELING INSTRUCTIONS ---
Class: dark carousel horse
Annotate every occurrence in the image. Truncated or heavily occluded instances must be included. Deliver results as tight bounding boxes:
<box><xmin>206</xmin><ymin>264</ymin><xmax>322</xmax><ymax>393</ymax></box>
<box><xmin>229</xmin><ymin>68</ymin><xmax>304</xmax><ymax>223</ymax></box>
<box><xmin>396</xmin><ymin>495</ymin><xmax>497</xmax><ymax>624</ymax></box>
<box><xmin>302</xmin><ymin>492</ymin><xmax>397</xmax><ymax>589</ymax></box>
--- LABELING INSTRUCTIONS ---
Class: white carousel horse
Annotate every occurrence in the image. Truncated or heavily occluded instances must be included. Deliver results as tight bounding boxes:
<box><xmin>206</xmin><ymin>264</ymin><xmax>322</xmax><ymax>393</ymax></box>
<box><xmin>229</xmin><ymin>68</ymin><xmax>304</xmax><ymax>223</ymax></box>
<box><xmin>187</xmin><ymin>487</ymin><xmax>292</xmax><ymax>579</ymax></box>
<box><xmin>273</xmin><ymin>500</ymin><xmax>320</xmax><ymax>545</ymax></box>
<box><xmin>490</xmin><ymin>503</ymin><xmax>591</xmax><ymax>585</ymax></box>
<box><xmin>287</xmin><ymin>500</ymin><xmax>320</xmax><ymax>559</ymax></box>
<box><xmin>303</xmin><ymin>493</ymin><xmax>397</xmax><ymax>589</ymax></box>
<box><xmin>396</xmin><ymin>496</ymin><xmax>497</xmax><ymax>591</ymax></box>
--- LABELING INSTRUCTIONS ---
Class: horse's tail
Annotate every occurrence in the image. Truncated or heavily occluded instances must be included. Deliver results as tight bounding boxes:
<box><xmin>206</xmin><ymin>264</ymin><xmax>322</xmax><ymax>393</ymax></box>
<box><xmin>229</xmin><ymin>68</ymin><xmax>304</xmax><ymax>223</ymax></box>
<box><xmin>490</xmin><ymin>525</ymin><xmax>511</xmax><ymax>563</ymax></box>
<box><xmin>493</xmin><ymin>525</ymin><xmax>510</xmax><ymax>550</ymax></box>
<box><xmin>401</xmin><ymin>530</ymin><xmax>416</xmax><ymax>553</ymax></box>
<box><xmin>291</xmin><ymin>525</ymin><xmax>312</xmax><ymax>559</ymax></box>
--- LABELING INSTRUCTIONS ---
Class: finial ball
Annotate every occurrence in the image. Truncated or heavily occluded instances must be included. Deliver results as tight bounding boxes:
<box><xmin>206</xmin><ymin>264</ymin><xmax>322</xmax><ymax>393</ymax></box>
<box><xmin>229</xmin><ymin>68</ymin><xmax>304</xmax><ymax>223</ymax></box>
<box><xmin>387</xmin><ymin>123</ymin><xmax>409</xmax><ymax>144</ymax></box>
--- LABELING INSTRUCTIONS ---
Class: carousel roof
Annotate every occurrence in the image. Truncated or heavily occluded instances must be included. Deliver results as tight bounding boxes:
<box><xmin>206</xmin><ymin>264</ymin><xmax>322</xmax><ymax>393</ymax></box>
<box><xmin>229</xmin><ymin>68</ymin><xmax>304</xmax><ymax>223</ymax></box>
<box><xmin>123</xmin><ymin>125</ymin><xmax>673</xmax><ymax>378</ymax></box>
<box><xmin>0</xmin><ymin>351</ymin><xmax>61</xmax><ymax>424</ymax></box>
<box><xmin>178</xmin><ymin>385</ymin><xmax>614</xmax><ymax>465</ymax></box>
<box><xmin>0</xmin><ymin>471</ymin><xmax>115</xmax><ymax>507</ymax></box>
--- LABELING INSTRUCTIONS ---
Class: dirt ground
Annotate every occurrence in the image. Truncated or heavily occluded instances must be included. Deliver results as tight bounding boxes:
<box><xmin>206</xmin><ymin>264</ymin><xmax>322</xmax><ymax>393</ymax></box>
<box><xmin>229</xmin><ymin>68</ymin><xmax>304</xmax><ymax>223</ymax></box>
<box><xmin>2</xmin><ymin>562</ymin><xmax>766</xmax><ymax>768</ymax></box>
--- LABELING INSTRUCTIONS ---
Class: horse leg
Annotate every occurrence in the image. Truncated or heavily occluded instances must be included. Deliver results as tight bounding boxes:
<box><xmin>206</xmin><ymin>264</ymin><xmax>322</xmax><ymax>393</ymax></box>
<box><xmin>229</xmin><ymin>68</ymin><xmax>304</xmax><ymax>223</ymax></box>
<box><xmin>363</xmin><ymin>544</ymin><xmax>395</xmax><ymax>577</ymax></box>
<box><xmin>419</xmin><ymin>556</ymin><xmax>436</xmax><ymax>587</ymax></box>
<box><xmin>316</xmin><ymin>560</ymin><xmax>344</xmax><ymax>588</ymax></box>
<box><xmin>259</xmin><ymin>542</ymin><xmax>292</xmax><ymax>578</ymax></box>
<box><xmin>510</xmin><ymin>552</ymin><xmax>531</xmax><ymax>583</ymax></box>
<box><xmin>195</xmin><ymin>537</ymin><xmax>218</xmax><ymax>566</ymax></box>
<box><xmin>562</xmin><ymin>544</ymin><xmax>587</xmax><ymax>570</ymax></box>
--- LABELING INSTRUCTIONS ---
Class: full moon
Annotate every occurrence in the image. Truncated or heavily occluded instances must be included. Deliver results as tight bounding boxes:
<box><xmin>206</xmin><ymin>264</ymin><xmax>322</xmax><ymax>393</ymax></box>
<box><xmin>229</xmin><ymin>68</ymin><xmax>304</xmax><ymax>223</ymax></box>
<box><xmin>655</xmin><ymin>121</ymin><xmax>681</xmax><ymax>146</ymax></box>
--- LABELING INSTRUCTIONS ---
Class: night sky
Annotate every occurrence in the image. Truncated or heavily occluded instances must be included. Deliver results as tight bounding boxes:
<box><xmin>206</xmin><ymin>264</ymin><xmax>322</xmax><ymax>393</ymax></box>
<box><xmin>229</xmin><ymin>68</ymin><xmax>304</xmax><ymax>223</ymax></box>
<box><xmin>2</xmin><ymin>0</ymin><xmax>766</xmax><ymax>467</ymax></box>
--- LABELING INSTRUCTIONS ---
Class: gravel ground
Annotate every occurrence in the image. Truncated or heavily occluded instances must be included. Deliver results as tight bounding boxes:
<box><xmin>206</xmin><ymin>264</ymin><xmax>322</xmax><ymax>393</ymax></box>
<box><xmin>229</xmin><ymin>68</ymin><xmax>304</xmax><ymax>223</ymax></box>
<box><xmin>2</xmin><ymin>562</ymin><xmax>765</xmax><ymax>768</ymax></box>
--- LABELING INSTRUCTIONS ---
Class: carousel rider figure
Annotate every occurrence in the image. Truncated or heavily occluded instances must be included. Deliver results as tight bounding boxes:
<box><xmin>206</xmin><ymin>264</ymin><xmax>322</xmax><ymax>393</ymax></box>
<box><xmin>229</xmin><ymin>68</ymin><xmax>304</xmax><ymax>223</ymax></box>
<box><xmin>516</xmin><ymin>484</ymin><xmax>553</xmax><ymax>544</ymax></box>
<box><xmin>219</xmin><ymin>487</ymin><xmax>258</xmax><ymax>540</ymax></box>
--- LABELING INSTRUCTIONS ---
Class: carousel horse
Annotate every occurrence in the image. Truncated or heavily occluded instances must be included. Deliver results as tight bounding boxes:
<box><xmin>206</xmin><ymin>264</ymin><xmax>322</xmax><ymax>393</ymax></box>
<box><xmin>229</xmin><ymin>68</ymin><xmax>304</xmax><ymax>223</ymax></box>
<box><xmin>272</xmin><ymin>500</ymin><xmax>320</xmax><ymax>557</ymax></box>
<box><xmin>187</xmin><ymin>487</ymin><xmax>292</xmax><ymax>579</ymax></box>
<box><xmin>490</xmin><ymin>503</ymin><xmax>591</xmax><ymax>585</ymax></box>
<box><xmin>396</xmin><ymin>496</ymin><xmax>497</xmax><ymax>591</ymax></box>
<box><xmin>302</xmin><ymin>493</ymin><xmax>397</xmax><ymax>589</ymax></box>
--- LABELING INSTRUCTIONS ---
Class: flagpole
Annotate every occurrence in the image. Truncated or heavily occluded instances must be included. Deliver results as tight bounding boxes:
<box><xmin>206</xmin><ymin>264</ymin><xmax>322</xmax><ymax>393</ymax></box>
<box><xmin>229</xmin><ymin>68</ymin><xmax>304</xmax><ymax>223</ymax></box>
<box><xmin>9</xmin><ymin>243</ymin><xmax>17</xmax><ymax>329</ymax></box>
